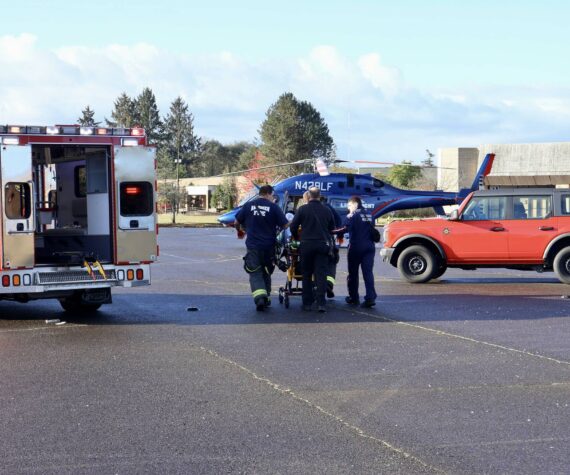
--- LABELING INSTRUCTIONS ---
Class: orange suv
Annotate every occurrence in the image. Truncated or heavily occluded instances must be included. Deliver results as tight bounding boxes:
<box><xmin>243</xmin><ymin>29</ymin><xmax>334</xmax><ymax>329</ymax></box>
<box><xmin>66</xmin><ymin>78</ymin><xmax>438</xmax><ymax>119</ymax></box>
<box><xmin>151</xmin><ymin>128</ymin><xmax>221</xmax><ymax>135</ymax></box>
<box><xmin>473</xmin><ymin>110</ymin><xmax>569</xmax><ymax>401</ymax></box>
<box><xmin>381</xmin><ymin>188</ymin><xmax>570</xmax><ymax>283</ymax></box>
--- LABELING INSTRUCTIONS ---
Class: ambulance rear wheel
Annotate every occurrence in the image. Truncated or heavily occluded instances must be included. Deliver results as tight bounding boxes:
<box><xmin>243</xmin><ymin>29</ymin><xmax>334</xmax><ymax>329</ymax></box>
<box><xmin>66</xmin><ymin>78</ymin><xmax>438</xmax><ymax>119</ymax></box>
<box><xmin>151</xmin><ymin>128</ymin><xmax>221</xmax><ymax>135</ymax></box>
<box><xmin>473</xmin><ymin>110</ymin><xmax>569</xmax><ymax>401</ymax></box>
<box><xmin>59</xmin><ymin>297</ymin><xmax>102</xmax><ymax>313</ymax></box>
<box><xmin>397</xmin><ymin>245</ymin><xmax>436</xmax><ymax>283</ymax></box>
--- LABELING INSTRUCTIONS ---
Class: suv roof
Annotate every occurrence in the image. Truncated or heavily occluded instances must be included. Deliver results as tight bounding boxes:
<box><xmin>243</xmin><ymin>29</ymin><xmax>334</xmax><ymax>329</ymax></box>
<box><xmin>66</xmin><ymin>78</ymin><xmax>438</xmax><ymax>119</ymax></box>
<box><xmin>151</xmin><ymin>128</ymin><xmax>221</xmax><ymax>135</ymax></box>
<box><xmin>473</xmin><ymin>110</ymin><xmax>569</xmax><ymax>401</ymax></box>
<box><xmin>474</xmin><ymin>187</ymin><xmax>559</xmax><ymax>197</ymax></box>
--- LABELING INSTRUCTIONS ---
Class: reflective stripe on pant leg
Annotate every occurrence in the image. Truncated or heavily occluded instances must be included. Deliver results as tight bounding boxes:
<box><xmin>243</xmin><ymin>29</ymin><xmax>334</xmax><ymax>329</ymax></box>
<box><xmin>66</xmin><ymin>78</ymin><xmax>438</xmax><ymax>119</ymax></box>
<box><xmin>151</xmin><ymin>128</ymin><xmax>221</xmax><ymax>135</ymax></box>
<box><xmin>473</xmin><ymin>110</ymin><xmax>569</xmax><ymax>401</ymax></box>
<box><xmin>326</xmin><ymin>276</ymin><xmax>336</xmax><ymax>285</ymax></box>
<box><xmin>252</xmin><ymin>288</ymin><xmax>268</xmax><ymax>300</ymax></box>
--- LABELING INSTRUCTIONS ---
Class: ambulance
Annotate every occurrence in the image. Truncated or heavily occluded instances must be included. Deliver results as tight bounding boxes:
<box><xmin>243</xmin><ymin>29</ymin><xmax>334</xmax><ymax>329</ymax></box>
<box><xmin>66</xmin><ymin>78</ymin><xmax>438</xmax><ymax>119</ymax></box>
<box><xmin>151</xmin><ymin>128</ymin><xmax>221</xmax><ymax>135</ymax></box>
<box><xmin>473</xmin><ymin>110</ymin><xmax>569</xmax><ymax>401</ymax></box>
<box><xmin>0</xmin><ymin>125</ymin><xmax>157</xmax><ymax>312</ymax></box>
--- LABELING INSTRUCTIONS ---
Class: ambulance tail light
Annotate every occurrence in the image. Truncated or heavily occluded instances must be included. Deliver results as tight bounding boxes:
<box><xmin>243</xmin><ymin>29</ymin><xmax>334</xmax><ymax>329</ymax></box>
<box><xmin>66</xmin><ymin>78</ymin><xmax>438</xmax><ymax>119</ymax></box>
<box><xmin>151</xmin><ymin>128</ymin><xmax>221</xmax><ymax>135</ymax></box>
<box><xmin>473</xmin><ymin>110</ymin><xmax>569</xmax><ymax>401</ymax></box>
<box><xmin>136</xmin><ymin>269</ymin><xmax>144</xmax><ymax>280</ymax></box>
<box><xmin>2</xmin><ymin>275</ymin><xmax>9</xmax><ymax>287</ymax></box>
<box><xmin>127</xmin><ymin>269</ymin><xmax>134</xmax><ymax>281</ymax></box>
<box><xmin>2</xmin><ymin>137</ymin><xmax>20</xmax><ymax>145</ymax></box>
<box><xmin>12</xmin><ymin>275</ymin><xmax>20</xmax><ymax>287</ymax></box>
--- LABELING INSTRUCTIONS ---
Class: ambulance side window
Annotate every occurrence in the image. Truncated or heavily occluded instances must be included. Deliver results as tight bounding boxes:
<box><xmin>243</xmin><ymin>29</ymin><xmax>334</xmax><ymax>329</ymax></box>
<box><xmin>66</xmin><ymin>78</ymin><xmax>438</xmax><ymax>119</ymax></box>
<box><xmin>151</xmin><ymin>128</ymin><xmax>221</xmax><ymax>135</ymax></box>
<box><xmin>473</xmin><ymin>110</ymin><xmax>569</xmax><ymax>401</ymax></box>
<box><xmin>5</xmin><ymin>183</ymin><xmax>31</xmax><ymax>219</ymax></box>
<box><xmin>120</xmin><ymin>182</ymin><xmax>153</xmax><ymax>216</ymax></box>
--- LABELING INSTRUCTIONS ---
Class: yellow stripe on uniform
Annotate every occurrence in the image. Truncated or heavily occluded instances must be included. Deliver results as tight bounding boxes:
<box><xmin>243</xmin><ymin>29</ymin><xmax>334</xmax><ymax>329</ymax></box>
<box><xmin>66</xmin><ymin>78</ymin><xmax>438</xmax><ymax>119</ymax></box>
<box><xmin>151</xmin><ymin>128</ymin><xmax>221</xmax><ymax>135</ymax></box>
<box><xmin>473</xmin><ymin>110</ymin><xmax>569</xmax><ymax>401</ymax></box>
<box><xmin>327</xmin><ymin>276</ymin><xmax>336</xmax><ymax>284</ymax></box>
<box><xmin>252</xmin><ymin>289</ymin><xmax>268</xmax><ymax>298</ymax></box>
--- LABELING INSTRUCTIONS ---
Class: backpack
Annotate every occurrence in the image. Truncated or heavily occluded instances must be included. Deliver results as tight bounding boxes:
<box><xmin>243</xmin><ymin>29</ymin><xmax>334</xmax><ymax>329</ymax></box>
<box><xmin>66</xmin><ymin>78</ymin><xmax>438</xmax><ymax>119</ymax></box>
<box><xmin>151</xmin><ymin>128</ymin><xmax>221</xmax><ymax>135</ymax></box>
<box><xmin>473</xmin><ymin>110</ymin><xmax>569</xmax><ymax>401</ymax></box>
<box><xmin>370</xmin><ymin>224</ymin><xmax>381</xmax><ymax>243</ymax></box>
<box><xmin>362</xmin><ymin>210</ymin><xmax>381</xmax><ymax>243</ymax></box>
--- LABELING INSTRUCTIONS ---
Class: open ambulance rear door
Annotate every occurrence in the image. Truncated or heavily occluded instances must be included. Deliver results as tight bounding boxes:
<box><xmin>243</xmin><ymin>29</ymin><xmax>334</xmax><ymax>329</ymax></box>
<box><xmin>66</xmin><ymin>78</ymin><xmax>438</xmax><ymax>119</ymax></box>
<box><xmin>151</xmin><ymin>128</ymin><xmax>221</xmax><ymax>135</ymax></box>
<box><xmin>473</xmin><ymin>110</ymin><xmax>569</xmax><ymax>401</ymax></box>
<box><xmin>113</xmin><ymin>145</ymin><xmax>157</xmax><ymax>264</ymax></box>
<box><xmin>0</xmin><ymin>143</ymin><xmax>34</xmax><ymax>269</ymax></box>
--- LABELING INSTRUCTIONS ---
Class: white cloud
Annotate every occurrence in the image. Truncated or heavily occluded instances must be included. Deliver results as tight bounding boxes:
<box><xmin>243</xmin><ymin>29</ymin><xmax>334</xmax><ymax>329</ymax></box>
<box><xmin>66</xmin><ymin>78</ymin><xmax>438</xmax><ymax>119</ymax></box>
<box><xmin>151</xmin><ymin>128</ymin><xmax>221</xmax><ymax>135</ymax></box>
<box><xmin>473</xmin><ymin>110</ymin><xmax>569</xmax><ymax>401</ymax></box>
<box><xmin>358</xmin><ymin>53</ymin><xmax>402</xmax><ymax>97</ymax></box>
<box><xmin>1</xmin><ymin>35</ymin><xmax>570</xmax><ymax>162</ymax></box>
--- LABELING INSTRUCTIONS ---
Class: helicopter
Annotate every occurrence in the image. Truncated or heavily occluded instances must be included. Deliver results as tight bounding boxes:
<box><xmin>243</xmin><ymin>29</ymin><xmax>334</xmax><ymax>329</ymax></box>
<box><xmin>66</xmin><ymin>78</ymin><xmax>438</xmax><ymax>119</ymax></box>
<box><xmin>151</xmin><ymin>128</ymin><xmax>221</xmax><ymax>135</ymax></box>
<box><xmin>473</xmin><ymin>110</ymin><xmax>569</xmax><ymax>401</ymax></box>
<box><xmin>217</xmin><ymin>153</ymin><xmax>495</xmax><ymax>225</ymax></box>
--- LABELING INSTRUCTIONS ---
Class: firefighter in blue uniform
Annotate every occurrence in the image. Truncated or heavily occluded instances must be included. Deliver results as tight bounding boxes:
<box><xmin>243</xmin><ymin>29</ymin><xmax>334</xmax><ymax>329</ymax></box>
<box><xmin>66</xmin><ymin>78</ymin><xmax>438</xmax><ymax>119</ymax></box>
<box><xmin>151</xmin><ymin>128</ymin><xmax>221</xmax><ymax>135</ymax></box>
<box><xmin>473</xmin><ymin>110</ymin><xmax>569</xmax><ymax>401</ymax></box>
<box><xmin>343</xmin><ymin>196</ymin><xmax>377</xmax><ymax>308</ymax></box>
<box><xmin>235</xmin><ymin>185</ymin><xmax>289</xmax><ymax>311</ymax></box>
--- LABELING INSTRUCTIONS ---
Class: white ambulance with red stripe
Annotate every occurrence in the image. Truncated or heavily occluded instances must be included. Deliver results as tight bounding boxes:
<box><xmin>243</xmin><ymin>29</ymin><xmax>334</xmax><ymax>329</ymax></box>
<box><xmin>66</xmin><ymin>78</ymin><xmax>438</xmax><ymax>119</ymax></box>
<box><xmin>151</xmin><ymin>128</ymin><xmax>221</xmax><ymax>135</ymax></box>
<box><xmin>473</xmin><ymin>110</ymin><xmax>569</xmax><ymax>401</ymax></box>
<box><xmin>0</xmin><ymin>125</ymin><xmax>157</xmax><ymax>312</ymax></box>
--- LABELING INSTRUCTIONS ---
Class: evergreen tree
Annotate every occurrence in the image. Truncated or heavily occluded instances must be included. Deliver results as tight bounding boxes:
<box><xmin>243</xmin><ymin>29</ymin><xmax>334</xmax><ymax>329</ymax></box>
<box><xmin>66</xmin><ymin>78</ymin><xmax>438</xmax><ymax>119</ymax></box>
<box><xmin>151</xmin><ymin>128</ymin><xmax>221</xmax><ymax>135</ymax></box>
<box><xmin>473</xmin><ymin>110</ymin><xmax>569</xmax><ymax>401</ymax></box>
<box><xmin>77</xmin><ymin>105</ymin><xmax>99</xmax><ymax>126</ymax></box>
<box><xmin>211</xmin><ymin>177</ymin><xmax>237</xmax><ymax>211</ymax></box>
<box><xmin>259</xmin><ymin>92</ymin><xmax>334</xmax><ymax>176</ymax></box>
<box><xmin>162</xmin><ymin>96</ymin><xmax>200</xmax><ymax>177</ymax></box>
<box><xmin>423</xmin><ymin>149</ymin><xmax>435</xmax><ymax>167</ymax></box>
<box><xmin>161</xmin><ymin>96</ymin><xmax>200</xmax><ymax>223</ymax></box>
<box><xmin>134</xmin><ymin>87</ymin><xmax>163</xmax><ymax>144</ymax></box>
<box><xmin>106</xmin><ymin>92</ymin><xmax>136</xmax><ymax>127</ymax></box>
<box><xmin>197</xmin><ymin>140</ymin><xmax>254</xmax><ymax>177</ymax></box>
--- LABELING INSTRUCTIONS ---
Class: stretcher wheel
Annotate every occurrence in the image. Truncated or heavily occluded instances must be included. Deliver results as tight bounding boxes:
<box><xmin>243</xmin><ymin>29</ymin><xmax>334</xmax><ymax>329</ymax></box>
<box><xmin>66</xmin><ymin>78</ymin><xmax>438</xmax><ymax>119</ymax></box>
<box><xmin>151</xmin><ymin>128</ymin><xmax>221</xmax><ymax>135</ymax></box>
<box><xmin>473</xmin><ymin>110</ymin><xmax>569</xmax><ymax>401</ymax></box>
<box><xmin>278</xmin><ymin>287</ymin><xmax>284</xmax><ymax>304</ymax></box>
<box><xmin>284</xmin><ymin>294</ymin><xmax>290</xmax><ymax>309</ymax></box>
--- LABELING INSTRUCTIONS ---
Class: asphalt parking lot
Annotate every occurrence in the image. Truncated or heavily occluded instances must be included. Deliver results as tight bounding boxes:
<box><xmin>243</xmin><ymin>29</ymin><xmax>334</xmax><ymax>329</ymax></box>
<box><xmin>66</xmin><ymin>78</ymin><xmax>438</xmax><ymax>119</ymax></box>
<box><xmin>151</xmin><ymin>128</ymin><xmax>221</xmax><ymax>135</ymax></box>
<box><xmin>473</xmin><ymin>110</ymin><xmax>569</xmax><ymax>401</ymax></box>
<box><xmin>1</xmin><ymin>227</ymin><xmax>570</xmax><ymax>474</ymax></box>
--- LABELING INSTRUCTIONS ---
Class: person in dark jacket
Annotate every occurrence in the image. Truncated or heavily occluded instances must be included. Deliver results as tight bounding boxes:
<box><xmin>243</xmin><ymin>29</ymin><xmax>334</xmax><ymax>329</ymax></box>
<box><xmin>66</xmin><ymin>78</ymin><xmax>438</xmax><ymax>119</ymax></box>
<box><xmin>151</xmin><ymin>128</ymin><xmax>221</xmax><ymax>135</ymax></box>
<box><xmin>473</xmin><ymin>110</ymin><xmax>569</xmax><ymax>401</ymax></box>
<box><xmin>235</xmin><ymin>185</ymin><xmax>289</xmax><ymax>311</ymax></box>
<box><xmin>343</xmin><ymin>196</ymin><xmax>377</xmax><ymax>308</ymax></box>
<box><xmin>290</xmin><ymin>187</ymin><xmax>334</xmax><ymax>312</ymax></box>
<box><xmin>320</xmin><ymin>197</ymin><xmax>343</xmax><ymax>298</ymax></box>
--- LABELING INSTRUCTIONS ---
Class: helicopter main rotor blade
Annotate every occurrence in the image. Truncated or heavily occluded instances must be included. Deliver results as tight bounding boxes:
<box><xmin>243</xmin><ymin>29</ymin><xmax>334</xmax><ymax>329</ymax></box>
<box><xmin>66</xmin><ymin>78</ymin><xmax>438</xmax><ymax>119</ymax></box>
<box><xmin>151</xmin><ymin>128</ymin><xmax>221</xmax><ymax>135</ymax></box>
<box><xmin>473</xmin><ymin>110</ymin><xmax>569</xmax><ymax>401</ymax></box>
<box><xmin>216</xmin><ymin>159</ymin><xmax>310</xmax><ymax>177</ymax></box>
<box><xmin>334</xmin><ymin>159</ymin><xmax>455</xmax><ymax>170</ymax></box>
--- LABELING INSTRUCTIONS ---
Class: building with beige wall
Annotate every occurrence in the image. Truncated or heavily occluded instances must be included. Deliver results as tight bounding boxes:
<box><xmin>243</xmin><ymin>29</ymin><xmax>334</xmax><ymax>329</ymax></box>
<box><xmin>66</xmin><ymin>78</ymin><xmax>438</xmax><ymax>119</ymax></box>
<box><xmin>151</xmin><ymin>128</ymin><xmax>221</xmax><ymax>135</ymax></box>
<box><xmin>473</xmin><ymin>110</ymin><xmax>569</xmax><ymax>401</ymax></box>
<box><xmin>438</xmin><ymin>143</ymin><xmax>570</xmax><ymax>191</ymax></box>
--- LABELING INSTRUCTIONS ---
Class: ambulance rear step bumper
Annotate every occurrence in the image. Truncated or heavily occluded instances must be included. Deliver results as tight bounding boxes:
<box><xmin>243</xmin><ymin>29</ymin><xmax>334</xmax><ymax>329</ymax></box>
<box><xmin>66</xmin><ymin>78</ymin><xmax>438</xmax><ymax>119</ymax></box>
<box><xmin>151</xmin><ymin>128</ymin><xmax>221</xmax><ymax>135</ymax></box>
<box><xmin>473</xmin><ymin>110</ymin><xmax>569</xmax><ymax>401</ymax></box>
<box><xmin>36</xmin><ymin>270</ymin><xmax>117</xmax><ymax>285</ymax></box>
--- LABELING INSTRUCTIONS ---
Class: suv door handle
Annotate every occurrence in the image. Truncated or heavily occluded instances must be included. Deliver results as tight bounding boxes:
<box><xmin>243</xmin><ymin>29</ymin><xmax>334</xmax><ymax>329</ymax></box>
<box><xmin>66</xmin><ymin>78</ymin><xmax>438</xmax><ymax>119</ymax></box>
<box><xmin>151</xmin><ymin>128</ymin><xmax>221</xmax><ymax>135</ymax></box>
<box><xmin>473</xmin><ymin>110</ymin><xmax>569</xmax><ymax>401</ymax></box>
<box><xmin>490</xmin><ymin>227</ymin><xmax>505</xmax><ymax>232</ymax></box>
<box><xmin>539</xmin><ymin>226</ymin><xmax>555</xmax><ymax>231</ymax></box>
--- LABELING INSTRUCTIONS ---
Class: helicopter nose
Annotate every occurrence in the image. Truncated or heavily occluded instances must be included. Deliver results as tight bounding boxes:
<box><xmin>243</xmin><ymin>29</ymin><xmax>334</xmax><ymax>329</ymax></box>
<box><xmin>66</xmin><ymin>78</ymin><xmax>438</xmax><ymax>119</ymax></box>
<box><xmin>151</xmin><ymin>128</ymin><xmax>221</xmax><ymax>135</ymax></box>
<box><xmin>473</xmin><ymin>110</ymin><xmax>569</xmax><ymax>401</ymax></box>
<box><xmin>218</xmin><ymin>210</ymin><xmax>236</xmax><ymax>225</ymax></box>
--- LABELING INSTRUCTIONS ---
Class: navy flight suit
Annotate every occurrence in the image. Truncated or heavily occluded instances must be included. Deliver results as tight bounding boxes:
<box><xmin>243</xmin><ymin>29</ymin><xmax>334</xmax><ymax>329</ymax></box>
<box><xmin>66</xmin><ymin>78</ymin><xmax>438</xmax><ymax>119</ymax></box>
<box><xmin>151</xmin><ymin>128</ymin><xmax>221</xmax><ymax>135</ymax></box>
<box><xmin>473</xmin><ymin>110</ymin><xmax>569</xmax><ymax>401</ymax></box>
<box><xmin>235</xmin><ymin>196</ymin><xmax>288</xmax><ymax>309</ymax></box>
<box><xmin>344</xmin><ymin>209</ymin><xmax>377</xmax><ymax>307</ymax></box>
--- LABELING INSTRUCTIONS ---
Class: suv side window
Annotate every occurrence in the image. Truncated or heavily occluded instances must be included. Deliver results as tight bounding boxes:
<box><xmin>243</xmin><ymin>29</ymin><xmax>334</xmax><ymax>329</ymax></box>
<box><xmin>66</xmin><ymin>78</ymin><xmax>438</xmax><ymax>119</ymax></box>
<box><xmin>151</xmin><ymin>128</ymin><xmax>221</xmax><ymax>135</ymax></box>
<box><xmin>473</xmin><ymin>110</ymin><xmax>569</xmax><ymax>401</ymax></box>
<box><xmin>513</xmin><ymin>196</ymin><xmax>551</xmax><ymax>219</ymax></box>
<box><xmin>561</xmin><ymin>195</ymin><xmax>570</xmax><ymax>215</ymax></box>
<box><xmin>463</xmin><ymin>196</ymin><xmax>506</xmax><ymax>221</ymax></box>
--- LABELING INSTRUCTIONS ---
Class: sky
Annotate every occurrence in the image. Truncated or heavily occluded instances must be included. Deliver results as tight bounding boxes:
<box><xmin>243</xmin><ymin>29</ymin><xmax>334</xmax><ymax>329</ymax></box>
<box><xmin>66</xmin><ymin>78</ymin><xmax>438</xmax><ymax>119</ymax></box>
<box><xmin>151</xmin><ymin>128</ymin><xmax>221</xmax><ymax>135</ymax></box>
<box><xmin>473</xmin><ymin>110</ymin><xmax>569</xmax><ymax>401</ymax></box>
<box><xmin>1</xmin><ymin>0</ymin><xmax>570</xmax><ymax>164</ymax></box>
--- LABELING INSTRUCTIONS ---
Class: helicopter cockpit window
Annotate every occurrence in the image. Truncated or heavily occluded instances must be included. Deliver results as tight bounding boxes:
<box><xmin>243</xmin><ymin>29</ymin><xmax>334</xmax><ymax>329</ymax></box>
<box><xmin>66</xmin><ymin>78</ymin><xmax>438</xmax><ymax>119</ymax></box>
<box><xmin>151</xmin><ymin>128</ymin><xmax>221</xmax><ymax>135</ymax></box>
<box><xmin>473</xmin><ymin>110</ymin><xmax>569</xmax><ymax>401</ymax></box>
<box><xmin>329</xmin><ymin>198</ymin><xmax>347</xmax><ymax>212</ymax></box>
<box><xmin>373</xmin><ymin>179</ymin><xmax>384</xmax><ymax>188</ymax></box>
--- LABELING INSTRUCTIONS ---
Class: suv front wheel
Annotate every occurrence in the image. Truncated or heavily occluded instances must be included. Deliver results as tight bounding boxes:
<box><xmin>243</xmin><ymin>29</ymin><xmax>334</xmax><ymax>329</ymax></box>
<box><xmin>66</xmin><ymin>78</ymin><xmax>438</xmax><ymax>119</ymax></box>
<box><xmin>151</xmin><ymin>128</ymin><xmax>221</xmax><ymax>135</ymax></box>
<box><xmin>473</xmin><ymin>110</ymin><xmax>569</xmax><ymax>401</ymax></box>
<box><xmin>553</xmin><ymin>246</ymin><xmax>570</xmax><ymax>284</ymax></box>
<box><xmin>397</xmin><ymin>245</ymin><xmax>437</xmax><ymax>283</ymax></box>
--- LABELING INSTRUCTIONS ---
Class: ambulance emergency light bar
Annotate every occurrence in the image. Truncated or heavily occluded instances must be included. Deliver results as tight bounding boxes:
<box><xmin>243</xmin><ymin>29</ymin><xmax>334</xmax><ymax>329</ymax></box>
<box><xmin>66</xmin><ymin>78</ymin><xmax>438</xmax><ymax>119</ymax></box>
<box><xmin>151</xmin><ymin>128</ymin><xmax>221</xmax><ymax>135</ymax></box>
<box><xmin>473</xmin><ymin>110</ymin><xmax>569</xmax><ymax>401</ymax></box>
<box><xmin>0</xmin><ymin>125</ymin><xmax>145</xmax><ymax>136</ymax></box>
